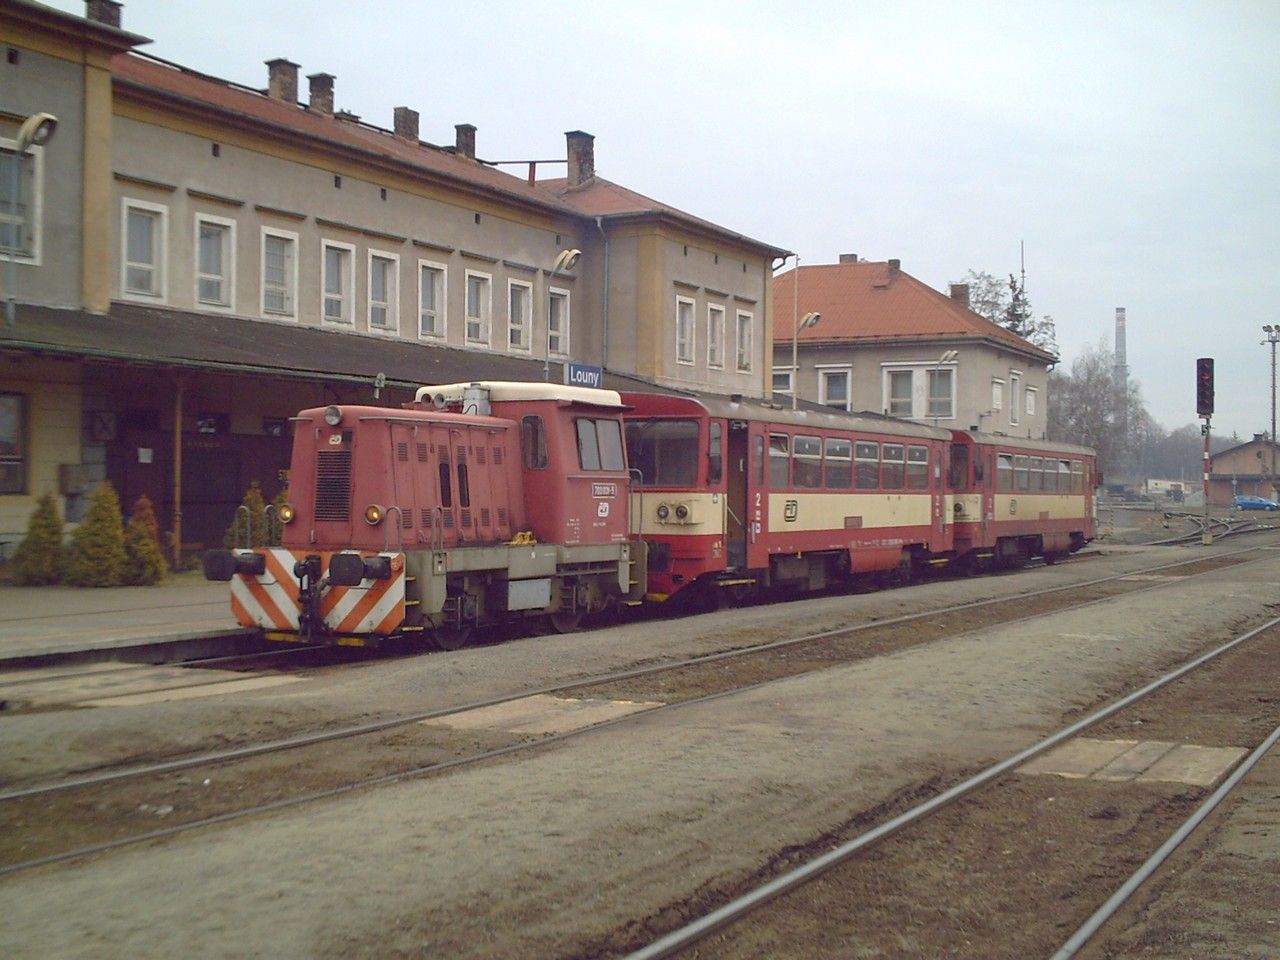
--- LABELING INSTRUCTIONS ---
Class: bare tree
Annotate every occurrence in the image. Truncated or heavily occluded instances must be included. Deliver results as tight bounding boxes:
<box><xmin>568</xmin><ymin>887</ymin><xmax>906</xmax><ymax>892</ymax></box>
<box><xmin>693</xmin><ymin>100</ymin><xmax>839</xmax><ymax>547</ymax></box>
<box><xmin>955</xmin><ymin>269</ymin><xmax>1058</xmax><ymax>356</ymax></box>
<box><xmin>1047</xmin><ymin>341</ymin><xmax>1146</xmax><ymax>479</ymax></box>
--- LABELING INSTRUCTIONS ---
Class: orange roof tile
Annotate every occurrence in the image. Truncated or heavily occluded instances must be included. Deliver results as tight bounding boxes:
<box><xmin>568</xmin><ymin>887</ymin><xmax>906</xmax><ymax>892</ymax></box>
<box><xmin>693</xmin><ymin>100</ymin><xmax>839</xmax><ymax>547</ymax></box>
<box><xmin>773</xmin><ymin>261</ymin><xmax>1055</xmax><ymax>362</ymax></box>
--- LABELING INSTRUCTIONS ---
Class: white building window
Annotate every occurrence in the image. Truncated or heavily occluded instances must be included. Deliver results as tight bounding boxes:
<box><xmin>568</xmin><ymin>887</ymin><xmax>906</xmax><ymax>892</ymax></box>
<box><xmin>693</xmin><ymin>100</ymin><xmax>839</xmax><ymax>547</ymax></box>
<box><xmin>418</xmin><ymin>260</ymin><xmax>446</xmax><ymax>339</ymax></box>
<box><xmin>927</xmin><ymin>368</ymin><xmax>954</xmax><ymax>419</ymax></box>
<box><xmin>368</xmin><ymin>250</ymin><xmax>399</xmax><ymax>332</ymax></box>
<box><xmin>707</xmin><ymin>304</ymin><xmax>725</xmax><ymax>368</ymax></box>
<box><xmin>1010</xmin><ymin>370</ymin><xmax>1022</xmax><ymax>425</ymax></box>
<box><xmin>321</xmin><ymin>240</ymin><xmax>354</xmax><ymax>324</ymax></box>
<box><xmin>548</xmin><ymin>288</ymin><xmax>570</xmax><ymax>357</ymax></box>
<box><xmin>991</xmin><ymin>379</ymin><xmax>1004</xmax><ymax>411</ymax></box>
<box><xmin>0</xmin><ymin>141</ymin><xmax>44</xmax><ymax>263</ymax></box>
<box><xmin>887</xmin><ymin>369</ymin><xmax>913</xmax><ymax>417</ymax></box>
<box><xmin>819</xmin><ymin>368</ymin><xmax>851</xmax><ymax>410</ymax></box>
<box><xmin>260</xmin><ymin>227</ymin><xmax>297</xmax><ymax>318</ymax></box>
<box><xmin>195</xmin><ymin>216</ymin><xmax>234</xmax><ymax>309</ymax></box>
<box><xmin>508</xmin><ymin>279</ymin><xmax>532</xmax><ymax>351</ymax></box>
<box><xmin>676</xmin><ymin>296</ymin><xmax>695</xmax><ymax>364</ymax></box>
<box><xmin>465</xmin><ymin>271</ymin><xmax>491</xmax><ymax>344</ymax></box>
<box><xmin>122</xmin><ymin>198</ymin><xmax>167</xmax><ymax>301</ymax></box>
<box><xmin>1025</xmin><ymin>386</ymin><xmax>1037</xmax><ymax>418</ymax></box>
<box><xmin>772</xmin><ymin>368</ymin><xmax>793</xmax><ymax>396</ymax></box>
<box><xmin>736</xmin><ymin>310</ymin><xmax>754</xmax><ymax>372</ymax></box>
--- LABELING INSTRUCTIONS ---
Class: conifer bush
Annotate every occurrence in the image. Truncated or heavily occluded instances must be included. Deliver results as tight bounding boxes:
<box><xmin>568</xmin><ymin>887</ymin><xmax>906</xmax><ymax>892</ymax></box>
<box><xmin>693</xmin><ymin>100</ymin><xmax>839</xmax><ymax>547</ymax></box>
<box><xmin>122</xmin><ymin>495</ymin><xmax>166</xmax><ymax>585</ymax></box>
<box><xmin>64</xmin><ymin>481</ymin><xmax>126</xmax><ymax>587</ymax></box>
<box><xmin>11</xmin><ymin>492</ymin><xmax>65</xmax><ymax>585</ymax></box>
<box><xmin>269</xmin><ymin>488</ymin><xmax>289</xmax><ymax>546</ymax></box>
<box><xmin>223</xmin><ymin>481</ymin><xmax>268</xmax><ymax>548</ymax></box>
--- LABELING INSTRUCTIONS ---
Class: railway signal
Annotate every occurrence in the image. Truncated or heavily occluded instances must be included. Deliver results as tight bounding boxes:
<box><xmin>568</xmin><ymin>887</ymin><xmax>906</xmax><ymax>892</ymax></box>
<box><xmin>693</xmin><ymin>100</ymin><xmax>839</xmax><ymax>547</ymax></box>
<box><xmin>1196</xmin><ymin>357</ymin><xmax>1214</xmax><ymax>417</ymax></box>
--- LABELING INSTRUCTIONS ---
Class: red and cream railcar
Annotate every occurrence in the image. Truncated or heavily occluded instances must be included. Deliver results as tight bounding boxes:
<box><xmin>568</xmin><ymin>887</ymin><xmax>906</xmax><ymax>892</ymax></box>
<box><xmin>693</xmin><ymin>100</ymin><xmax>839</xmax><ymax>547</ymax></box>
<box><xmin>621</xmin><ymin>393</ymin><xmax>953</xmax><ymax>603</ymax></box>
<box><xmin>203</xmin><ymin>382</ymin><xmax>642</xmax><ymax>648</ymax></box>
<box><xmin>947</xmin><ymin>431</ymin><xmax>1096</xmax><ymax>567</ymax></box>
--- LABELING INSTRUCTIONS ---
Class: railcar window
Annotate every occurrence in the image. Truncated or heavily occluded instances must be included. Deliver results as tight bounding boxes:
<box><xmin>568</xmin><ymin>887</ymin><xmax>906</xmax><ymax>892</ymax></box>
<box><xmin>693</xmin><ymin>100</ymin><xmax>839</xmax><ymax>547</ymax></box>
<box><xmin>769</xmin><ymin>434</ymin><xmax>790</xmax><ymax>487</ymax></box>
<box><xmin>825</xmin><ymin>438</ymin><xmax>852</xmax><ymax>489</ymax></box>
<box><xmin>1043</xmin><ymin>460</ymin><xmax>1058</xmax><ymax>491</ymax></box>
<box><xmin>1029</xmin><ymin>457</ymin><xmax>1044</xmax><ymax>491</ymax></box>
<box><xmin>708</xmin><ymin>422</ymin><xmax>723</xmax><ymax>485</ymax></box>
<box><xmin>906</xmin><ymin>446</ymin><xmax>929</xmax><ymax>490</ymax></box>
<box><xmin>438</xmin><ymin>461</ymin><xmax>452</xmax><ymax>507</ymax></box>
<box><xmin>855</xmin><ymin>441</ymin><xmax>879</xmax><ymax>489</ymax></box>
<box><xmin>793</xmin><ymin>435</ymin><xmax>822</xmax><ymax>488</ymax></box>
<box><xmin>949</xmin><ymin>444</ymin><xmax>970</xmax><ymax>490</ymax></box>
<box><xmin>576</xmin><ymin>418</ymin><xmax>626</xmax><ymax>472</ymax></box>
<box><xmin>753</xmin><ymin>434</ymin><xmax>764</xmax><ymax>486</ymax></box>
<box><xmin>882</xmin><ymin>444</ymin><xmax>905</xmax><ymax>489</ymax></box>
<box><xmin>1071</xmin><ymin>461</ymin><xmax>1083</xmax><ymax>492</ymax></box>
<box><xmin>1057</xmin><ymin>460</ymin><xmax>1071</xmax><ymax>492</ymax></box>
<box><xmin>1014</xmin><ymin>455</ymin><xmax>1030</xmax><ymax>491</ymax></box>
<box><xmin>624</xmin><ymin>419</ymin><xmax>698</xmax><ymax>486</ymax></box>
<box><xmin>997</xmin><ymin>453</ymin><xmax>1013</xmax><ymax>492</ymax></box>
<box><xmin>521</xmin><ymin>416</ymin><xmax>547</xmax><ymax>470</ymax></box>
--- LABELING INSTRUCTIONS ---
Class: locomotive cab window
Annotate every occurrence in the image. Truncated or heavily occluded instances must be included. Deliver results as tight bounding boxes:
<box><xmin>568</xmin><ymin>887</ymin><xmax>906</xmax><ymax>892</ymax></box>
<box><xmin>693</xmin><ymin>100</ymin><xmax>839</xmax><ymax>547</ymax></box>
<box><xmin>906</xmin><ymin>446</ymin><xmax>929</xmax><ymax>490</ymax></box>
<box><xmin>824</xmin><ymin>438</ymin><xmax>852</xmax><ymax>489</ymax></box>
<box><xmin>768</xmin><ymin>434</ymin><xmax>789</xmax><ymax>487</ymax></box>
<box><xmin>793</xmin><ymin>435</ymin><xmax>822</xmax><ymax>489</ymax></box>
<box><xmin>576</xmin><ymin>418</ymin><xmax>625</xmax><ymax>471</ymax></box>
<box><xmin>625</xmin><ymin>419</ymin><xmax>698</xmax><ymax>486</ymax></box>
<box><xmin>521</xmin><ymin>416</ymin><xmax>547</xmax><ymax>469</ymax></box>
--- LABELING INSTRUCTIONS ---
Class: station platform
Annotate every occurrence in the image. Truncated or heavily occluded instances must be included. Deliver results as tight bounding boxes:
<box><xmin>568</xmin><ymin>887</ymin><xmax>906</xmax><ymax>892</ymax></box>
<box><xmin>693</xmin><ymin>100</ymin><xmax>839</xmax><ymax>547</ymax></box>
<box><xmin>0</xmin><ymin>572</ymin><xmax>250</xmax><ymax>668</ymax></box>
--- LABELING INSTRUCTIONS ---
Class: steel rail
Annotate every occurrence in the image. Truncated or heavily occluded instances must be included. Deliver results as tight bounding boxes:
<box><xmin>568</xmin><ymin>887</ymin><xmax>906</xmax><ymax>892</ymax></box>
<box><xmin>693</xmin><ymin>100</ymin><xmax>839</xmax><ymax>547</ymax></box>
<box><xmin>1050</xmin><ymin>720</ymin><xmax>1280</xmax><ymax>960</ymax></box>
<box><xmin>0</xmin><ymin>543</ymin><xmax>1269</xmax><ymax>805</ymax></box>
<box><xmin>622</xmin><ymin>616</ymin><xmax>1280</xmax><ymax>960</ymax></box>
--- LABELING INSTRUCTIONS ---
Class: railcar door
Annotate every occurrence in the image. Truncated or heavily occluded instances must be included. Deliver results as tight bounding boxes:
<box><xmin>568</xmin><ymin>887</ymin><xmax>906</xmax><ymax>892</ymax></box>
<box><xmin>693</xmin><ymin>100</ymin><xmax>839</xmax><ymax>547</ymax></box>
<box><xmin>745</xmin><ymin>422</ymin><xmax>771</xmax><ymax>570</ymax></box>
<box><xmin>725</xmin><ymin>420</ymin><xmax>749</xmax><ymax>570</ymax></box>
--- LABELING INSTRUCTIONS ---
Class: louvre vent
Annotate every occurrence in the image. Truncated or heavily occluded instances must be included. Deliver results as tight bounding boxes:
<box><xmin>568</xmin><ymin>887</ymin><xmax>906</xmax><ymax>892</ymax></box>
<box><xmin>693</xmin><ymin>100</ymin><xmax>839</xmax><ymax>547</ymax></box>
<box><xmin>314</xmin><ymin>451</ymin><xmax>352</xmax><ymax>520</ymax></box>
<box><xmin>480</xmin><ymin>507</ymin><xmax>491</xmax><ymax>527</ymax></box>
<box><xmin>442</xmin><ymin>512</ymin><xmax>454</xmax><ymax>529</ymax></box>
<box><xmin>439</xmin><ymin>448</ymin><xmax>449</xmax><ymax>463</ymax></box>
<box><xmin>455</xmin><ymin>445</ymin><xmax>467</xmax><ymax>464</ymax></box>
<box><xmin>497</xmin><ymin>507</ymin><xmax>508</xmax><ymax>526</ymax></box>
<box><xmin>476</xmin><ymin>447</ymin><xmax>487</xmax><ymax>465</ymax></box>
<box><xmin>461</xmin><ymin>508</ymin><xmax>472</xmax><ymax>527</ymax></box>
<box><xmin>402</xmin><ymin>509</ymin><xmax>413</xmax><ymax>529</ymax></box>
<box><xmin>416</xmin><ymin>443</ymin><xmax>429</xmax><ymax>462</ymax></box>
<box><xmin>421</xmin><ymin>509</ymin><xmax>433</xmax><ymax>527</ymax></box>
<box><xmin>397</xmin><ymin>442</ymin><xmax>409</xmax><ymax>462</ymax></box>
<box><xmin>493</xmin><ymin>447</ymin><xmax>503</xmax><ymax>465</ymax></box>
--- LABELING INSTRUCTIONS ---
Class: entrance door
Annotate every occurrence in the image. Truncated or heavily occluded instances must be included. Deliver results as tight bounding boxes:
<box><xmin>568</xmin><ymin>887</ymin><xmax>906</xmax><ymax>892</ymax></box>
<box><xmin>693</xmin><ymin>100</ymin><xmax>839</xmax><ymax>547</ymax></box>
<box><xmin>726</xmin><ymin>420</ymin><xmax>749</xmax><ymax>569</ymax></box>
<box><xmin>745</xmin><ymin>422</ymin><xmax>770</xmax><ymax>571</ymax></box>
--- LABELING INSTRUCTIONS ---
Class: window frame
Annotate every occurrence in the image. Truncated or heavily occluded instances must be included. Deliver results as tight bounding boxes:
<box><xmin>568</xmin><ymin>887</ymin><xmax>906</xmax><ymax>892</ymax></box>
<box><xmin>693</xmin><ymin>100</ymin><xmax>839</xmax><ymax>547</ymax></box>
<box><xmin>792</xmin><ymin>434</ymin><xmax>822</xmax><ymax>489</ymax></box>
<box><xmin>818</xmin><ymin>366</ymin><xmax>851</xmax><ymax>411</ymax></box>
<box><xmin>991</xmin><ymin>378</ymin><xmax>1005</xmax><ymax>412</ymax></box>
<box><xmin>259</xmin><ymin>226</ymin><xmax>298</xmax><ymax>320</ymax></box>
<box><xmin>0</xmin><ymin>391</ymin><xmax>27</xmax><ymax>494</ymax></box>
<box><xmin>772</xmin><ymin>368</ymin><xmax>794</xmax><ymax>397</ymax></box>
<box><xmin>193</xmin><ymin>213</ymin><xmax>235</xmax><ymax>311</ymax></box>
<box><xmin>121</xmin><ymin>197</ymin><xmax>169</xmax><ymax>302</ymax></box>
<box><xmin>735</xmin><ymin>309</ymin><xmax>754</xmax><ymax>372</ymax></box>
<box><xmin>507</xmin><ymin>278</ymin><xmax>533</xmax><ymax>352</ymax></box>
<box><xmin>1025</xmin><ymin>386</ymin><xmax>1038</xmax><ymax>418</ymax></box>
<box><xmin>706</xmin><ymin>303</ymin><xmax>725</xmax><ymax>369</ymax></box>
<box><xmin>824</xmin><ymin>437</ymin><xmax>853</xmax><ymax>489</ymax></box>
<box><xmin>886</xmin><ymin>369</ymin><xmax>913</xmax><ymax>417</ymax></box>
<box><xmin>548</xmin><ymin>286</ymin><xmax>570</xmax><ymax>358</ymax></box>
<box><xmin>0</xmin><ymin>139</ymin><xmax>45</xmax><ymax>265</ymax></box>
<box><xmin>320</xmin><ymin>238</ymin><xmax>355</xmax><ymax>325</ymax></box>
<box><xmin>855</xmin><ymin>441</ymin><xmax>880</xmax><ymax>489</ymax></box>
<box><xmin>464</xmin><ymin>270</ymin><xmax>492</xmax><ymax>346</ymax></box>
<box><xmin>1010</xmin><ymin>370</ymin><xmax>1022</xmax><ymax>426</ymax></box>
<box><xmin>367</xmin><ymin>248</ymin><xmax>400</xmax><ymax>334</ymax></box>
<box><xmin>417</xmin><ymin>259</ymin><xmax>447</xmax><ymax>340</ymax></box>
<box><xmin>768</xmin><ymin>433</ymin><xmax>790</xmax><ymax>488</ymax></box>
<box><xmin>675</xmin><ymin>295</ymin><xmax>695</xmax><ymax>365</ymax></box>
<box><xmin>926</xmin><ymin>367</ymin><xmax>954</xmax><ymax>420</ymax></box>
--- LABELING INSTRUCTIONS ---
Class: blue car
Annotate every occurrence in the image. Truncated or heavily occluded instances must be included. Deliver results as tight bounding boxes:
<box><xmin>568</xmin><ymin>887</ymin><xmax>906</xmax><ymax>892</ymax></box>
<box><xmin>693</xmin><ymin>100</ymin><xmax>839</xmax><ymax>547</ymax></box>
<box><xmin>1234</xmin><ymin>494</ymin><xmax>1279</xmax><ymax>511</ymax></box>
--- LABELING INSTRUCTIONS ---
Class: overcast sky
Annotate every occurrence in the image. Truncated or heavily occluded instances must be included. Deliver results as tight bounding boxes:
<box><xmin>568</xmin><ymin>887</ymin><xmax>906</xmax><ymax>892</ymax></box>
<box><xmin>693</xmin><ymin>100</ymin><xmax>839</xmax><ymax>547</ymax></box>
<box><xmin>45</xmin><ymin>0</ymin><xmax>1280</xmax><ymax>440</ymax></box>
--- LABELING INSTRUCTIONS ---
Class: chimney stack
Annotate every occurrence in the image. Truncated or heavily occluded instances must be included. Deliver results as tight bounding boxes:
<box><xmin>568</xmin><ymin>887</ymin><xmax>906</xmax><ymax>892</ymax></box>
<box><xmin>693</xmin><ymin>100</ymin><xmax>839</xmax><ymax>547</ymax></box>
<box><xmin>887</xmin><ymin>258</ymin><xmax>901</xmax><ymax>275</ymax></box>
<box><xmin>838</xmin><ymin>253</ymin><xmax>859</xmax><ymax>264</ymax></box>
<box><xmin>949</xmin><ymin>283</ymin><xmax>970</xmax><ymax>308</ymax></box>
<box><xmin>566</xmin><ymin>130</ymin><xmax>595</xmax><ymax>187</ymax></box>
<box><xmin>266</xmin><ymin>58</ymin><xmax>299</xmax><ymax>104</ymax></box>
<box><xmin>394</xmin><ymin>107</ymin><xmax>419</xmax><ymax>141</ymax></box>
<box><xmin>455</xmin><ymin>124</ymin><xmax>476</xmax><ymax>159</ymax></box>
<box><xmin>307</xmin><ymin>72</ymin><xmax>334</xmax><ymax>116</ymax></box>
<box><xmin>85</xmin><ymin>0</ymin><xmax>122</xmax><ymax>27</ymax></box>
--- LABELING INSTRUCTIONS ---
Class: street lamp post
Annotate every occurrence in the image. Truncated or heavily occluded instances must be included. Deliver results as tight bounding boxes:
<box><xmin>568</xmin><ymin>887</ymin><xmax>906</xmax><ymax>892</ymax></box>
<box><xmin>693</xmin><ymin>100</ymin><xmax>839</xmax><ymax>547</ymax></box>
<box><xmin>544</xmin><ymin>248</ymin><xmax>581</xmax><ymax>382</ymax></box>
<box><xmin>1264</xmin><ymin>325</ymin><xmax>1279</xmax><ymax>494</ymax></box>
<box><xmin>6</xmin><ymin>112</ymin><xmax>58</xmax><ymax>326</ymax></box>
<box><xmin>792</xmin><ymin>311</ymin><xmax>820</xmax><ymax>409</ymax></box>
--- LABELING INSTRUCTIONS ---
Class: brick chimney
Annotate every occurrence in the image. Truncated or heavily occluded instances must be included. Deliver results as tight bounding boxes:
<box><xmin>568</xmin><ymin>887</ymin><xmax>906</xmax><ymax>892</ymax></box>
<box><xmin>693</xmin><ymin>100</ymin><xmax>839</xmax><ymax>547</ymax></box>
<box><xmin>838</xmin><ymin>253</ymin><xmax>859</xmax><ymax>264</ymax></box>
<box><xmin>85</xmin><ymin>0</ymin><xmax>122</xmax><ymax>27</ymax></box>
<box><xmin>949</xmin><ymin>283</ymin><xmax>970</xmax><ymax>308</ymax></box>
<box><xmin>566</xmin><ymin>130</ymin><xmax>595</xmax><ymax>187</ymax></box>
<box><xmin>394</xmin><ymin>107</ymin><xmax>419</xmax><ymax>141</ymax></box>
<box><xmin>266</xmin><ymin>58</ymin><xmax>299</xmax><ymax>104</ymax></box>
<box><xmin>455</xmin><ymin>124</ymin><xmax>476</xmax><ymax>159</ymax></box>
<box><xmin>307</xmin><ymin>72</ymin><xmax>334</xmax><ymax>116</ymax></box>
<box><xmin>887</xmin><ymin>258</ymin><xmax>901</xmax><ymax>275</ymax></box>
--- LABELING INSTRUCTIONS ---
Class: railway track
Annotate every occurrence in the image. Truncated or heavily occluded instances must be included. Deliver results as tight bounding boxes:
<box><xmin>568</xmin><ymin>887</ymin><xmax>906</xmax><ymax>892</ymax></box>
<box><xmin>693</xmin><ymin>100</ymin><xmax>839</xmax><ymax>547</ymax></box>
<box><xmin>0</xmin><ymin>542</ymin><xmax>1274</xmax><ymax>879</ymax></box>
<box><xmin>616</xmin><ymin>616</ymin><xmax>1280</xmax><ymax>960</ymax></box>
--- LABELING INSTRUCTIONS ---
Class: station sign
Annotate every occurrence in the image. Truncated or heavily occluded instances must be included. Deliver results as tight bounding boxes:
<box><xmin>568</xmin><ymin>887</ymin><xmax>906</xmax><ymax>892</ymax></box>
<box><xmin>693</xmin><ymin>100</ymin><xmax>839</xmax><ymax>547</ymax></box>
<box><xmin>564</xmin><ymin>362</ymin><xmax>604</xmax><ymax>389</ymax></box>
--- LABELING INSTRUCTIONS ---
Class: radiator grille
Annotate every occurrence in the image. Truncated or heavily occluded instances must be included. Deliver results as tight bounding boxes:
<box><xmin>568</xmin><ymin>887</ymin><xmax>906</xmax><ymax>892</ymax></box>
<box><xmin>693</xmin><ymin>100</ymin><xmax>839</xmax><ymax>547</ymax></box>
<box><xmin>314</xmin><ymin>451</ymin><xmax>352</xmax><ymax>520</ymax></box>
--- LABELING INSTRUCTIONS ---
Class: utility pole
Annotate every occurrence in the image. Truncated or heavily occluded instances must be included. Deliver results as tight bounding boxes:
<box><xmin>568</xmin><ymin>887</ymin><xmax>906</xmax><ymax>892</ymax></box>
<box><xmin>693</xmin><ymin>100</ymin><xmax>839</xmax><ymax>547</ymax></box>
<box><xmin>1264</xmin><ymin>326</ymin><xmax>1279</xmax><ymax>496</ymax></box>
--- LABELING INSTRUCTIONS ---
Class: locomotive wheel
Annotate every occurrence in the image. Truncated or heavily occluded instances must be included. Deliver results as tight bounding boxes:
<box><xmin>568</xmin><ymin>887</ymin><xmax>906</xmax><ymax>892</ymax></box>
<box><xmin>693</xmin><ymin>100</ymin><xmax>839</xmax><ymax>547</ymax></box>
<box><xmin>548</xmin><ymin>610</ymin><xmax>584</xmax><ymax>633</ymax></box>
<box><xmin>435</xmin><ymin>624</ymin><xmax>473</xmax><ymax>651</ymax></box>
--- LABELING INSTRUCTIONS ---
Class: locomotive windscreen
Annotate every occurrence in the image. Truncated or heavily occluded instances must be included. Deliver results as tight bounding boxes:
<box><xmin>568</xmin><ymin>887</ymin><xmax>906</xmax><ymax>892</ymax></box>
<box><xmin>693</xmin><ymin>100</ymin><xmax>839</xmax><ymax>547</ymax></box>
<box><xmin>624</xmin><ymin>419</ymin><xmax>699</xmax><ymax>487</ymax></box>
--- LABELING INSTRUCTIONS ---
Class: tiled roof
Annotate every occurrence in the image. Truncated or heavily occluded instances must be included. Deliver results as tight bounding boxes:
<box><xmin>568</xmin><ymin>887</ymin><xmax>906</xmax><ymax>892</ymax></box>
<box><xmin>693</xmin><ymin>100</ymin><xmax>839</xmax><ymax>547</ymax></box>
<box><xmin>772</xmin><ymin>261</ymin><xmax>1056</xmax><ymax>362</ymax></box>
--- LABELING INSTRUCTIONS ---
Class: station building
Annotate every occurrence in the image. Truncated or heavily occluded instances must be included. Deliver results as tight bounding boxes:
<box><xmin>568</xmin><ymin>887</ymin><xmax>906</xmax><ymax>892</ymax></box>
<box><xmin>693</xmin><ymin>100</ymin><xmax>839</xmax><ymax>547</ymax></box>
<box><xmin>0</xmin><ymin>0</ymin><xmax>787</xmax><ymax>559</ymax></box>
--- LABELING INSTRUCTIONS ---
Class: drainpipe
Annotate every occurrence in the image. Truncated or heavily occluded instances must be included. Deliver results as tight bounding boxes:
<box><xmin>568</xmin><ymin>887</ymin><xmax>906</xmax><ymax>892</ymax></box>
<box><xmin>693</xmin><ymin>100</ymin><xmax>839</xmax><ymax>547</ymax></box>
<box><xmin>596</xmin><ymin>216</ymin><xmax>610</xmax><ymax>370</ymax></box>
<box><xmin>172</xmin><ymin>377</ymin><xmax>184</xmax><ymax>569</ymax></box>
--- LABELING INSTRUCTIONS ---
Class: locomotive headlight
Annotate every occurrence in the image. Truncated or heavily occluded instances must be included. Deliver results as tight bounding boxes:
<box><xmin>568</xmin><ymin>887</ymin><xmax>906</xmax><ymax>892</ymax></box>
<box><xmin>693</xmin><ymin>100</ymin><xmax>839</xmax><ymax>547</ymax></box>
<box><xmin>278</xmin><ymin>503</ymin><xmax>295</xmax><ymax>524</ymax></box>
<box><xmin>364</xmin><ymin>504</ymin><xmax>383</xmax><ymax>526</ymax></box>
<box><xmin>323</xmin><ymin>405</ymin><xmax>343</xmax><ymax>427</ymax></box>
<box><xmin>674</xmin><ymin>504</ymin><xmax>690</xmax><ymax>521</ymax></box>
<box><xmin>656</xmin><ymin>503</ymin><xmax>670</xmax><ymax>521</ymax></box>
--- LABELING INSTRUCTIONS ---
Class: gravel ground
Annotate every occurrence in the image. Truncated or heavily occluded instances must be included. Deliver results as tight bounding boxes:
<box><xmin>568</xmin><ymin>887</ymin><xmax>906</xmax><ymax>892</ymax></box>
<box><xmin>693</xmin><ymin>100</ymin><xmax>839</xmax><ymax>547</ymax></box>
<box><xmin>1</xmin><ymin>540</ymin><xmax>1277</xmax><ymax>958</ymax></box>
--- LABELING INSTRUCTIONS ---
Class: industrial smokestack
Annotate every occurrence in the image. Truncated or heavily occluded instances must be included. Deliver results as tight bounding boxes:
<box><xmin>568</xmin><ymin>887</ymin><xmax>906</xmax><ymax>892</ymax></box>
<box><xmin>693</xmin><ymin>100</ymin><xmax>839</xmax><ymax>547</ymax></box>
<box><xmin>1114</xmin><ymin>307</ymin><xmax>1128</xmax><ymax>384</ymax></box>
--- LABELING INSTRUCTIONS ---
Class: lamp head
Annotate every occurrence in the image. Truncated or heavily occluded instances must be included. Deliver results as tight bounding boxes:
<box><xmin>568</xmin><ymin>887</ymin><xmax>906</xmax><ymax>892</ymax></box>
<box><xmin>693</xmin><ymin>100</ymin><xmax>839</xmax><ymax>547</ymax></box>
<box><xmin>797</xmin><ymin>311</ymin><xmax>821</xmax><ymax>331</ymax></box>
<box><xmin>552</xmin><ymin>248</ymin><xmax>581</xmax><ymax>273</ymax></box>
<box><xmin>16</xmin><ymin>112</ymin><xmax>58</xmax><ymax>150</ymax></box>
